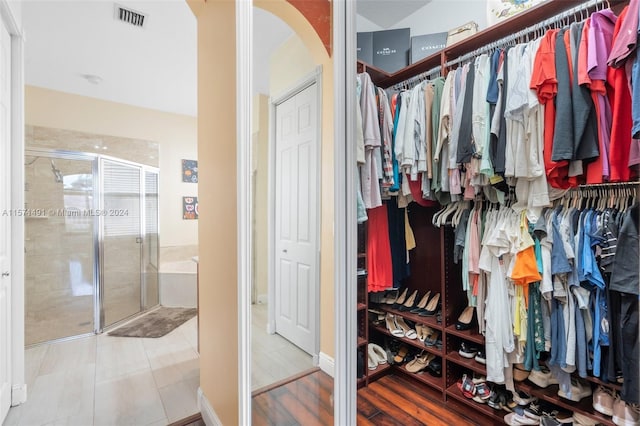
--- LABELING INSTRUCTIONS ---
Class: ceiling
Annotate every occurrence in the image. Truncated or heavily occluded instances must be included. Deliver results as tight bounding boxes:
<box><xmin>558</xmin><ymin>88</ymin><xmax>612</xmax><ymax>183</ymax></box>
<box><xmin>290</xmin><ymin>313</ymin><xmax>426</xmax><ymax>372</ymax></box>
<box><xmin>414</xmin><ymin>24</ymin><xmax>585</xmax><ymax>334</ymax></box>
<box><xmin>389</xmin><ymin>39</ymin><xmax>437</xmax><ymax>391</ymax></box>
<box><xmin>22</xmin><ymin>1</ymin><xmax>420</xmax><ymax>118</ymax></box>
<box><xmin>357</xmin><ymin>0</ymin><xmax>431</xmax><ymax>28</ymax></box>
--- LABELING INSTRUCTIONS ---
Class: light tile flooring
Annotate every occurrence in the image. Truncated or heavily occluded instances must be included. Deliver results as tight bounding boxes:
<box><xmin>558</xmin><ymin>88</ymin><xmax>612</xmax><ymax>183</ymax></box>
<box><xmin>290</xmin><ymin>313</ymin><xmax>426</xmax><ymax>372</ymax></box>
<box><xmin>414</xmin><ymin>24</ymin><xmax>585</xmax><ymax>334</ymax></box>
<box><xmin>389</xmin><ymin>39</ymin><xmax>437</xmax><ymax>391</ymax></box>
<box><xmin>4</xmin><ymin>305</ymin><xmax>314</xmax><ymax>425</ymax></box>
<box><xmin>251</xmin><ymin>303</ymin><xmax>315</xmax><ymax>391</ymax></box>
<box><xmin>4</xmin><ymin>316</ymin><xmax>199</xmax><ymax>426</ymax></box>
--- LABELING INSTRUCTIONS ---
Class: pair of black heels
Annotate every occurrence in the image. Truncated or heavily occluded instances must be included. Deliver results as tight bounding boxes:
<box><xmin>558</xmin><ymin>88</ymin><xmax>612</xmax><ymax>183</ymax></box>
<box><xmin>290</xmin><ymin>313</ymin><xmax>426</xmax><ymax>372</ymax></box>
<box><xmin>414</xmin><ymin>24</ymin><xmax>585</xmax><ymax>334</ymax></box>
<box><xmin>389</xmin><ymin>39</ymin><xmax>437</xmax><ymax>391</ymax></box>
<box><xmin>395</xmin><ymin>290</ymin><xmax>440</xmax><ymax>316</ymax></box>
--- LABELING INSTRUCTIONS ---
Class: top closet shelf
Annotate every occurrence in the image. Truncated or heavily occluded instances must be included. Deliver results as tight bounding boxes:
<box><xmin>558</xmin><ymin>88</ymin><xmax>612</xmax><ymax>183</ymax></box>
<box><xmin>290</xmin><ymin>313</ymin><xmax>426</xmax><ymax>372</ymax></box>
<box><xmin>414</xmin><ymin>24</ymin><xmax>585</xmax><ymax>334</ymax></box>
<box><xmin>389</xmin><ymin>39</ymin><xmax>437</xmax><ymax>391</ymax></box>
<box><xmin>359</xmin><ymin>0</ymin><xmax>628</xmax><ymax>89</ymax></box>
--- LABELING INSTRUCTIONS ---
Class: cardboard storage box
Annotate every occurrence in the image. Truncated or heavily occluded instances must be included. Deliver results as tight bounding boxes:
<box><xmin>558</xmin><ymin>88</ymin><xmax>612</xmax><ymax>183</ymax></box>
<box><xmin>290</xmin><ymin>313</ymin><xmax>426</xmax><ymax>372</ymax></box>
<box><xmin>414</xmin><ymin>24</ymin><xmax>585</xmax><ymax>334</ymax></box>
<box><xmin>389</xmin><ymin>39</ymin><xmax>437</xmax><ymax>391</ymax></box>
<box><xmin>357</xmin><ymin>32</ymin><xmax>373</xmax><ymax>64</ymax></box>
<box><xmin>411</xmin><ymin>32</ymin><xmax>448</xmax><ymax>64</ymax></box>
<box><xmin>372</xmin><ymin>28</ymin><xmax>410</xmax><ymax>73</ymax></box>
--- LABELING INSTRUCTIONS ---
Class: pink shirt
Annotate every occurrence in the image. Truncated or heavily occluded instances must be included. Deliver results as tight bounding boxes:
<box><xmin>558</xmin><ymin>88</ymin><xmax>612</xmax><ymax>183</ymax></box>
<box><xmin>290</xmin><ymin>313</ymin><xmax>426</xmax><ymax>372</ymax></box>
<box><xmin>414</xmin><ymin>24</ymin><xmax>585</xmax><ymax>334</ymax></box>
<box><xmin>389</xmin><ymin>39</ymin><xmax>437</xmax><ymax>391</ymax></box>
<box><xmin>607</xmin><ymin>0</ymin><xmax>639</xmax><ymax>67</ymax></box>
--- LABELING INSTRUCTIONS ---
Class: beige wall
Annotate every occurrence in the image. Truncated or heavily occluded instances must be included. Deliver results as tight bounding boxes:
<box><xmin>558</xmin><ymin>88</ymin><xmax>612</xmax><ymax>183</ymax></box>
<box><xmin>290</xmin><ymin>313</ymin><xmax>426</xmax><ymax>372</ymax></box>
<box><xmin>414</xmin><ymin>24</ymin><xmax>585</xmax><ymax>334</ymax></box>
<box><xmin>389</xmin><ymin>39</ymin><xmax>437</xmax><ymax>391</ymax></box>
<box><xmin>187</xmin><ymin>0</ymin><xmax>239</xmax><ymax>424</ymax></box>
<box><xmin>24</xmin><ymin>86</ymin><xmax>198</xmax><ymax>253</ymax></box>
<box><xmin>252</xmin><ymin>94</ymin><xmax>269</xmax><ymax>302</ymax></box>
<box><xmin>269</xmin><ymin>35</ymin><xmax>317</xmax><ymax>97</ymax></box>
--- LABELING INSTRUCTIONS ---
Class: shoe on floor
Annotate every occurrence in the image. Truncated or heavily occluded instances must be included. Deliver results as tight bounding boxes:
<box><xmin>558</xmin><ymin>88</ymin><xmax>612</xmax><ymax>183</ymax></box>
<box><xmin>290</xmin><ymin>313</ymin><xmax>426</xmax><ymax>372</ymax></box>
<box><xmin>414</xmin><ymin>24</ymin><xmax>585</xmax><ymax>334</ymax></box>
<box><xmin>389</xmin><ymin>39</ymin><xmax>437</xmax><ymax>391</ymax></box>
<box><xmin>557</xmin><ymin>378</ymin><xmax>592</xmax><ymax>402</ymax></box>
<box><xmin>593</xmin><ymin>385</ymin><xmax>616</xmax><ymax>416</ymax></box>
<box><xmin>613</xmin><ymin>397</ymin><xmax>640</xmax><ymax>426</ymax></box>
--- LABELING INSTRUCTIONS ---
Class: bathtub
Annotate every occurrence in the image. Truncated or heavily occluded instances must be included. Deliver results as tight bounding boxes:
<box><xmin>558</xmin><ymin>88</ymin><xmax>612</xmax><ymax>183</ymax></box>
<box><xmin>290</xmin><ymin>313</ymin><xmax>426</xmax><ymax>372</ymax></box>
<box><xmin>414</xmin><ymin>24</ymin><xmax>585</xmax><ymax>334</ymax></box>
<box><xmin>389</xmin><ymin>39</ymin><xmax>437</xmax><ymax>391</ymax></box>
<box><xmin>159</xmin><ymin>259</ymin><xmax>198</xmax><ymax>308</ymax></box>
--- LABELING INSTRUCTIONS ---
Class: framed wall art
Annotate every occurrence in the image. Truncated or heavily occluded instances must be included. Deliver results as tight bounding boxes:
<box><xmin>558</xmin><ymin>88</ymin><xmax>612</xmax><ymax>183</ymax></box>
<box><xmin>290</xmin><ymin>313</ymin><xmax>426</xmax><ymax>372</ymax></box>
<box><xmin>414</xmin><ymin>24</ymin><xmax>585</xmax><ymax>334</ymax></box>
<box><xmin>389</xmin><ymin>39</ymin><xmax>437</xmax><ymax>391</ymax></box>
<box><xmin>182</xmin><ymin>159</ymin><xmax>198</xmax><ymax>183</ymax></box>
<box><xmin>182</xmin><ymin>196</ymin><xmax>198</xmax><ymax>220</ymax></box>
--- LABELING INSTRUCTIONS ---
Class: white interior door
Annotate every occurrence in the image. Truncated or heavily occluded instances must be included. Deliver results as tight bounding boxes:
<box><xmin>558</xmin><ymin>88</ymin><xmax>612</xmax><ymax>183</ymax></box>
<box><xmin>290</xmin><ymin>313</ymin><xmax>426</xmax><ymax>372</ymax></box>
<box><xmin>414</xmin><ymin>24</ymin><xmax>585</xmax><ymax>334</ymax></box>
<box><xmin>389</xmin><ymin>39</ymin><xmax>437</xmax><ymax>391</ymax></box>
<box><xmin>0</xmin><ymin>16</ymin><xmax>12</xmax><ymax>424</ymax></box>
<box><xmin>274</xmin><ymin>83</ymin><xmax>318</xmax><ymax>355</ymax></box>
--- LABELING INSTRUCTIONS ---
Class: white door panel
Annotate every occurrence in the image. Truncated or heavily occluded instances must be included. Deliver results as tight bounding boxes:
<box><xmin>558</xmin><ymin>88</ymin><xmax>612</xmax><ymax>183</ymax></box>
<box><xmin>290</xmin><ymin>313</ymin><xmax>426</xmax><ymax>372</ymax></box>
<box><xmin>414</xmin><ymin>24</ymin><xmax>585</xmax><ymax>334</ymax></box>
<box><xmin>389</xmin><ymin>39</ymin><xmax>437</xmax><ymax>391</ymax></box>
<box><xmin>274</xmin><ymin>83</ymin><xmax>318</xmax><ymax>355</ymax></box>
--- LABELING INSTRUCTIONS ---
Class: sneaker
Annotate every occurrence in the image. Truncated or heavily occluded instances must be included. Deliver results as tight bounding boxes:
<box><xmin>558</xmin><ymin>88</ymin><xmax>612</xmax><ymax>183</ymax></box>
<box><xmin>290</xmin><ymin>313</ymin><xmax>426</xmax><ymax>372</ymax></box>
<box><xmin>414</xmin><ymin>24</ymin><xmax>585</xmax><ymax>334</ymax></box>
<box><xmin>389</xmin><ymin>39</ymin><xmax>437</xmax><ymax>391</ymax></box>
<box><xmin>593</xmin><ymin>385</ymin><xmax>616</xmax><ymax>416</ymax></box>
<box><xmin>459</xmin><ymin>342</ymin><xmax>479</xmax><ymax>359</ymax></box>
<box><xmin>524</xmin><ymin>402</ymin><xmax>543</xmax><ymax>421</ymax></box>
<box><xmin>513</xmin><ymin>390</ymin><xmax>535</xmax><ymax>406</ymax></box>
<box><xmin>474</xmin><ymin>350</ymin><xmax>486</xmax><ymax>364</ymax></box>
<box><xmin>504</xmin><ymin>409</ymin><xmax>540</xmax><ymax>425</ymax></box>
<box><xmin>612</xmin><ymin>397</ymin><xmax>640</xmax><ymax>426</ymax></box>
<box><xmin>572</xmin><ymin>412</ymin><xmax>599</xmax><ymax>426</ymax></box>
<box><xmin>472</xmin><ymin>382</ymin><xmax>492</xmax><ymax>403</ymax></box>
<box><xmin>557</xmin><ymin>378</ymin><xmax>592</xmax><ymax>402</ymax></box>
<box><xmin>528</xmin><ymin>367</ymin><xmax>559</xmax><ymax>388</ymax></box>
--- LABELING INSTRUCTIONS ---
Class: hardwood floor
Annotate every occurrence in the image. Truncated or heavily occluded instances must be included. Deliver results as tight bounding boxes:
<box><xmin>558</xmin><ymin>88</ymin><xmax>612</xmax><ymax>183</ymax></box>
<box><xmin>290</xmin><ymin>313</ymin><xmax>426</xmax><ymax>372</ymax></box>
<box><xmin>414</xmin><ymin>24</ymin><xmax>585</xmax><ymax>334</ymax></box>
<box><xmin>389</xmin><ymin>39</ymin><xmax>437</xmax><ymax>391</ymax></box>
<box><xmin>252</xmin><ymin>371</ymin><xmax>501</xmax><ymax>425</ymax></box>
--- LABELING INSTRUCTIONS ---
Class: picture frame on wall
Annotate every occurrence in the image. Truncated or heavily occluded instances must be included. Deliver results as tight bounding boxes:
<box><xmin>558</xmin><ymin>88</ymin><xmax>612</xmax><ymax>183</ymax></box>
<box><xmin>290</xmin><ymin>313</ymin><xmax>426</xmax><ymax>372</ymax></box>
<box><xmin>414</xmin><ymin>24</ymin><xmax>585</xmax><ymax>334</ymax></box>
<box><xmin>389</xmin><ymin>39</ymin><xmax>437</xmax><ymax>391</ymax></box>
<box><xmin>182</xmin><ymin>159</ymin><xmax>198</xmax><ymax>183</ymax></box>
<box><xmin>183</xmin><ymin>196</ymin><xmax>198</xmax><ymax>220</ymax></box>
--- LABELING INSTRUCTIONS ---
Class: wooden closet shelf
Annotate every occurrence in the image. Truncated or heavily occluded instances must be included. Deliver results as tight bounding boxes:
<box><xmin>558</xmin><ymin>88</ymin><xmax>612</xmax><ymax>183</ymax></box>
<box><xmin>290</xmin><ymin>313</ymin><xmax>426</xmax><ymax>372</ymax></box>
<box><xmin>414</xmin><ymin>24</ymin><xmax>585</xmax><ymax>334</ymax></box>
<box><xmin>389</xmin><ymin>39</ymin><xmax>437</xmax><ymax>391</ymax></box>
<box><xmin>357</xmin><ymin>303</ymin><xmax>367</xmax><ymax>312</ymax></box>
<box><xmin>582</xmin><ymin>375</ymin><xmax>623</xmax><ymax>392</ymax></box>
<box><xmin>358</xmin><ymin>336</ymin><xmax>368</xmax><ymax>348</ymax></box>
<box><xmin>517</xmin><ymin>381</ymin><xmax>615</xmax><ymax>426</ymax></box>
<box><xmin>445</xmin><ymin>325</ymin><xmax>485</xmax><ymax>345</ymax></box>
<box><xmin>446</xmin><ymin>351</ymin><xmax>487</xmax><ymax>376</ymax></box>
<box><xmin>445</xmin><ymin>383</ymin><xmax>507</xmax><ymax>424</ymax></box>
<box><xmin>367</xmin><ymin>362</ymin><xmax>392</xmax><ymax>382</ymax></box>
<box><xmin>374</xmin><ymin>304</ymin><xmax>443</xmax><ymax>331</ymax></box>
<box><xmin>360</xmin><ymin>0</ymin><xmax>629</xmax><ymax>88</ymax></box>
<box><xmin>370</xmin><ymin>324</ymin><xmax>444</xmax><ymax>357</ymax></box>
<box><xmin>394</xmin><ymin>363</ymin><xmax>444</xmax><ymax>392</ymax></box>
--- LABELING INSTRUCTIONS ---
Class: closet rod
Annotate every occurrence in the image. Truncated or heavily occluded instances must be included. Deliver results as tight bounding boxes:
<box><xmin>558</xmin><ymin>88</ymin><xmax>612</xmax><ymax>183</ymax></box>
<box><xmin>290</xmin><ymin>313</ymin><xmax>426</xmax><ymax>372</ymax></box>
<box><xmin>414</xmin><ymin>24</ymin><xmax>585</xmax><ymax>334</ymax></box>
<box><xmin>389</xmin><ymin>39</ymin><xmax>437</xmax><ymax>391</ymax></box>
<box><xmin>577</xmin><ymin>180</ymin><xmax>640</xmax><ymax>189</ymax></box>
<box><xmin>390</xmin><ymin>65</ymin><xmax>441</xmax><ymax>91</ymax></box>
<box><xmin>444</xmin><ymin>0</ymin><xmax>609</xmax><ymax>69</ymax></box>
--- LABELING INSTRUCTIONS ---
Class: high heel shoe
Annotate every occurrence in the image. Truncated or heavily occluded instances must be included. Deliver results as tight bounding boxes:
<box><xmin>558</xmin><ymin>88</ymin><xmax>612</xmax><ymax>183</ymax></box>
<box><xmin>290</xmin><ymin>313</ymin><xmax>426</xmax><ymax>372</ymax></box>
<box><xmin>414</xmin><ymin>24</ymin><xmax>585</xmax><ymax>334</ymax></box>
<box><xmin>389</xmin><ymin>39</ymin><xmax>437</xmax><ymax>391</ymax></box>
<box><xmin>420</xmin><ymin>293</ymin><xmax>441</xmax><ymax>317</ymax></box>
<box><xmin>410</xmin><ymin>291</ymin><xmax>431</xmax><ymax>314</ymax></box>
<box><xmin>385</xmin><ymin>313</ymin><xmax>404</xmax><ymax>337</ymax></box>
<box><xmin>395</xmin><ymin>317</ymin><xmax>417</xmax><ymax>339</ymax></box>
<box><xmin>398</xmin><ymin>290</ymin><xmax>418</xmax><ymax>312</ymax></box>
<box><xmin>455</xmin><ymin>306</ymin><xmax>476</xmax><ymax>330</ymax></box>
<box><xmin>391</xmin><ymin>288</ymin><xmax>408</xmax><ymax>308</ymax></box>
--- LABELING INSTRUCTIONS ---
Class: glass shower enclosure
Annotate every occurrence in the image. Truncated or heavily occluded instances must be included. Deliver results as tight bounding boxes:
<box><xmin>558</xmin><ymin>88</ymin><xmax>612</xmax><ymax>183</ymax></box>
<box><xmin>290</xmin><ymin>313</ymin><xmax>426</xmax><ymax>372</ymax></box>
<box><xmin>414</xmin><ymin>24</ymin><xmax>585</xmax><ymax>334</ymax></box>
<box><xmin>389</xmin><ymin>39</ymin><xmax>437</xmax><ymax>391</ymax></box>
<box><xmin>24</xmin><ymin>150</ymin><xmax>159</xmax><ymax>346</ymax></box>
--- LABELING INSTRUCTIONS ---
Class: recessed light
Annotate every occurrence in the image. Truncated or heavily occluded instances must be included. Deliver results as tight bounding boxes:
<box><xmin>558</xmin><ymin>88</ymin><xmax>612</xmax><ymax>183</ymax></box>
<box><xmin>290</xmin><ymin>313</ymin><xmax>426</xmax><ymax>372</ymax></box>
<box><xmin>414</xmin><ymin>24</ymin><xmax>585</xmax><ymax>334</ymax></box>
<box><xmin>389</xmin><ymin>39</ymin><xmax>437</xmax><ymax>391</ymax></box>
<box><xmin>81</xmin><ymin>74</ymin><xmax>103</xmax><ymax>85</ymax></box>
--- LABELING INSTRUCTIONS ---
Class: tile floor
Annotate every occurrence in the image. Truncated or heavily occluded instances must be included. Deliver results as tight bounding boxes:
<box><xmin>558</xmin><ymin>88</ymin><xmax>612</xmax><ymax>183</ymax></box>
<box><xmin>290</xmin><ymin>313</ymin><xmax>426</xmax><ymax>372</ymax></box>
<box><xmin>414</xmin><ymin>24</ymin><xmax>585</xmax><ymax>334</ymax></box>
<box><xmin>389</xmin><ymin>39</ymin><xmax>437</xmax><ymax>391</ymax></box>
<box><xmin>4</xmin><ymin>316</ymin><xmax>199</xmax><ymax>426</ymax></box>
<box><xmin>251</xmin><ymin>303</ymin><xmax>315</xmax><ymax>391</ymax></box>
<box><xmin>4</xmin><ymin>304</ymin><xmax>314</xmax><ymax>425</ymax></box>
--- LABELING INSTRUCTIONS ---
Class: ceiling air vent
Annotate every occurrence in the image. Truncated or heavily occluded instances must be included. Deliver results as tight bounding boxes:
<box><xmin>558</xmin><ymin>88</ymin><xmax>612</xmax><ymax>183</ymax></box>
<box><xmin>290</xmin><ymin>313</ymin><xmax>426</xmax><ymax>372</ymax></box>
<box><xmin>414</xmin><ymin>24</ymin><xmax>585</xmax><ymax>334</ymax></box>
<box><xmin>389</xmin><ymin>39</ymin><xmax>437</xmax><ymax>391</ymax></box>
<box><xmin>114</xmin><ymin>4</ymin><xmax>146</xmax><ymax>28</ymax></box>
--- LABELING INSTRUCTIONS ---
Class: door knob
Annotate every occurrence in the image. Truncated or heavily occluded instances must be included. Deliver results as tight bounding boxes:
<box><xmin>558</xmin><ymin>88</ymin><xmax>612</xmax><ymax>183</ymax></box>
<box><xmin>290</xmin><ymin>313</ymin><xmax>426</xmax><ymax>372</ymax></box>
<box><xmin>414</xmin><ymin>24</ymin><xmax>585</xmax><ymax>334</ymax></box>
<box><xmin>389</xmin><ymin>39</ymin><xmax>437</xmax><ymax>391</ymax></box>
<box><xmin>1</xmin><ymin>271</ymin><xmax>9</xmax><ymax>277</ymax></box>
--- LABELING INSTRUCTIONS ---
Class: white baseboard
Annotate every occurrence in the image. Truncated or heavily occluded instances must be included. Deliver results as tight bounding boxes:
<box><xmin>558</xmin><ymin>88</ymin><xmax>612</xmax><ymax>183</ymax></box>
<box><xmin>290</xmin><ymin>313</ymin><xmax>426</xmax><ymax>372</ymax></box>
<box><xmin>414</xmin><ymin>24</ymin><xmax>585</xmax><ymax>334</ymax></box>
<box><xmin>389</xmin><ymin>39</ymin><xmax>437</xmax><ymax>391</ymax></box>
<box><xmin>198</xmin><ymin>387</ymin><xmax>223</xmax><ymax>426</ymax></box>
<box><xmin>11</xmin><ymin>384</ymin><xmax>26</xmax><ymax>406</ymax></box>
<box><xmin>319</xmin><ymin>352</ymin><xmax>335</xmax><ymax>378</ymax></box>
<box><xmin>256</xmin><ymin>293</ymin><xmax>268</xmax><ymax>304</ymax></box>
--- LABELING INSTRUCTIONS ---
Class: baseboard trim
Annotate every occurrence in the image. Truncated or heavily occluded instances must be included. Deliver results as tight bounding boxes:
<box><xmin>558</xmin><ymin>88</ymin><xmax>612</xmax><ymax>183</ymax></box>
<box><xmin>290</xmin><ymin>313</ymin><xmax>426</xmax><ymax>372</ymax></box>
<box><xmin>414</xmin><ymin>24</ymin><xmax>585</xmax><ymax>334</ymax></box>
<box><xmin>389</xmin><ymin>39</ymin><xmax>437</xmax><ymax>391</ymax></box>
<box><xmin>197</xmin><ymin>387</ymin><xmax>223</xmax><ymax>426</ymax></box>
<box><xmin>319</xmin><ymin>352</ymin><xmax>335</xmax><ymax>378</ymax></box>
<box><xmin>167</xmin><ymin>413</ymin><xmax>203</xmax><ymax>426</ymax></box>
<box><xmin>11</xmin><ymin>384</ymin><xmax>26</xmax><ymax>406</ymax></box>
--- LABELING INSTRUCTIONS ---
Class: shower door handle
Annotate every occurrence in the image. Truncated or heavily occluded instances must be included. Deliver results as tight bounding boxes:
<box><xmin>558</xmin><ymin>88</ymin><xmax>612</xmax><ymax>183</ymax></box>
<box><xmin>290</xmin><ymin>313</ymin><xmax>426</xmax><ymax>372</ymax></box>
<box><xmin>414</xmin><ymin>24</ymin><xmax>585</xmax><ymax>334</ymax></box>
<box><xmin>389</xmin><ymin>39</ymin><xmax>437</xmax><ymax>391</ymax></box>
<box><xmin>1</xmin><ymin>271</ymin><xmax>9</xmax><ymax>277</ymax></box>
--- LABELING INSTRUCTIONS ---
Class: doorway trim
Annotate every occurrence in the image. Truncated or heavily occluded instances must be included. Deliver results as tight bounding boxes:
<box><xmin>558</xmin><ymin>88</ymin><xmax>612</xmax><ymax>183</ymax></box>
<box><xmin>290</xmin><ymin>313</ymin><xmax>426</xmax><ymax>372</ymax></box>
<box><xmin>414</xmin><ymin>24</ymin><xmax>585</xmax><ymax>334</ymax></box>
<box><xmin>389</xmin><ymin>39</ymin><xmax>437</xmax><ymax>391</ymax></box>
<box><xmin>1</xmin><ymin>0</ymin><xmax>25</xmax><ymax>408</ymax></box>
<box><xmin>267</xmin><ymin>66</ymin><xmax>322</xmax><ymax>366</ymax></box>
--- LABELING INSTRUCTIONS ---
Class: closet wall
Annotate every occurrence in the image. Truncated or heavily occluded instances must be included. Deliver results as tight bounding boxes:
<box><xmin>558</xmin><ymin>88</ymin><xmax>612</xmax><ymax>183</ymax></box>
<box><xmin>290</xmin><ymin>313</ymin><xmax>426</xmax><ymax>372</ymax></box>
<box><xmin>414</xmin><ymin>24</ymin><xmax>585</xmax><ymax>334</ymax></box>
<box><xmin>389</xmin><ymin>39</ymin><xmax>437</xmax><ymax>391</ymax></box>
<box><xmin>356</xmin><ymin>0</ymin><xmax>638</xmax><ymax>425</ymax></box>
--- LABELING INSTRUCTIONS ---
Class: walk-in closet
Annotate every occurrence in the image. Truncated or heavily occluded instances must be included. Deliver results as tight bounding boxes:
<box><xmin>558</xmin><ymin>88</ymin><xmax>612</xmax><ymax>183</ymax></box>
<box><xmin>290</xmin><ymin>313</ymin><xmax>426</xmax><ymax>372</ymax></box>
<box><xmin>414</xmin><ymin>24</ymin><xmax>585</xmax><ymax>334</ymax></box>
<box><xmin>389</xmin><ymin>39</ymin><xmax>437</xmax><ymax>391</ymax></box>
<box><xmin>355</xmin><ymin>0</ymin><xmax>639</xmax><ymax>425</ymax></box>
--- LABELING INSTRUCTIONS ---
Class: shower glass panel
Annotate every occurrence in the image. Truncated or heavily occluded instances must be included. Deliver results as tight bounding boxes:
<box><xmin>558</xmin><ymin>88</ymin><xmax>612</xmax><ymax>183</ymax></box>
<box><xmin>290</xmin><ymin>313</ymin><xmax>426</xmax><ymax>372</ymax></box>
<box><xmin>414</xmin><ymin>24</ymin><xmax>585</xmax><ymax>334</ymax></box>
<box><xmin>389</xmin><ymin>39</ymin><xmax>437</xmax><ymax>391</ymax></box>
<box><xmin>101</xmin><ymin>159</ymin><xmax>142</xmax><ymax>327</ymax></box>
<box><xmin>143</xmin><ymin>171</ymin><xmax>159</xmax><ymax>309</ymax></box>
<box><xmin>24</xmin><ymin>154</ymin><xmax>95</xmax><ymax>345</ymax></box>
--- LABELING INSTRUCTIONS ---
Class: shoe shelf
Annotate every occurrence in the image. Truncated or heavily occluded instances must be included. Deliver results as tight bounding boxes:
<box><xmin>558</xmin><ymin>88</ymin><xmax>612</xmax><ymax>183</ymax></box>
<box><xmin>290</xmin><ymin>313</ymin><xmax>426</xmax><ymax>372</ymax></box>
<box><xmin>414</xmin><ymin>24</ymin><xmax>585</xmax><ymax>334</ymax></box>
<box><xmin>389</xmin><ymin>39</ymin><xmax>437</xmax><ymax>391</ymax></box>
<box><xmin>370</xmin><ymin>323</ymin><xmax>444</xmax><ymax>357</ymax></box>
<box><xmin>358</xmin><ymin>336</ymin><xmax>368</xmax><ymax>348</ymax></box>
<box><xmin>357</xmin><ymin>303</ymin><xmax>367</xmax><ymax>312</ymax></box>
<box><xmin>446</xmin><ymin>351</ymin><xmax>487</xmax><ymax>376</ymax></box>
<box><xmin>582</xmin><ymin>375</ymin><xmax>623</xmax><ymax>392</ymax></box>
<box><xmin>445</xmin><ymin>325</ymin><xmax>485</xmax><ymax>345</ymax></box>
<box><xmin>516</xmin><ymin>381</ymin><xmax>615</xmax><ymax>426</ymax></box>
<box><xmin>374</xmin><ymin>303</ymin><xmax>442</xmax><ymax>331</ymax></box>
<box><xmin>367</xmin><ymin>362</ymin><xmax>392</xmax><ymax>382</ymax></box>
<box><xmin>394</xmin><ymin>363</ymin><xmax>444</xmax><ymax>392</ymax></box>
<box><xmin>445</xmin><ymin>383</ymin><xmax>507</xmax><ymax>424</ymax></box>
